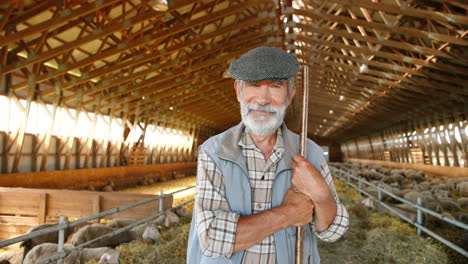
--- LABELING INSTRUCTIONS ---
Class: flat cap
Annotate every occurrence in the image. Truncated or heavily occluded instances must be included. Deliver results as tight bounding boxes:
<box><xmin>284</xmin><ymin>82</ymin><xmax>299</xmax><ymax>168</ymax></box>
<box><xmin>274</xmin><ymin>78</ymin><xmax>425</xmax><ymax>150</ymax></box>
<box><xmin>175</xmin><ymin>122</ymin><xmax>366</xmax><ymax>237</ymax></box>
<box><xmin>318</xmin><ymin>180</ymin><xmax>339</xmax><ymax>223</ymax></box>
<box><xmin>228</xmin><ymin>46</ymin><xmax>300</xmax><ymax>82</ymax></box>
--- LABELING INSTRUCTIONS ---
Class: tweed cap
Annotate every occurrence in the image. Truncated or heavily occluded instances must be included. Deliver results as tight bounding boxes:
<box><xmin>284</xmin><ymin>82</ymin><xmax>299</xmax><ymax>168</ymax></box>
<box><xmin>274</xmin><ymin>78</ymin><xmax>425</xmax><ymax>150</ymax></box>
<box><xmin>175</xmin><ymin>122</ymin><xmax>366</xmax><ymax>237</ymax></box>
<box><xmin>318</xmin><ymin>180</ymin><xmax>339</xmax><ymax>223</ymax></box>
<box><xmin>228</xmin><ymin>46</ymin><xmax>300</xmax><ymax>82</ymax></box>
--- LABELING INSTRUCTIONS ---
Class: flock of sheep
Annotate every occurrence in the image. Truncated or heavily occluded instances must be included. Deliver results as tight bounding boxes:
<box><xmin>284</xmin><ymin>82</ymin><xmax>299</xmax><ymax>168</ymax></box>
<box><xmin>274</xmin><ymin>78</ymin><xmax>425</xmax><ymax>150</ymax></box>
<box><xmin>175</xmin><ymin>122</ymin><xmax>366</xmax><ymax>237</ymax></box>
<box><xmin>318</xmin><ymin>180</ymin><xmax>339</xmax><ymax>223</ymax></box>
<box><xmin>333</xmin><ymin>163</ymin><xmax>468</xmax><ymax>227</ymax></box>
<box><xmin>1</xmin><ymin>207</ymin><xmax>189</xmax><ymax>264</ymax></box>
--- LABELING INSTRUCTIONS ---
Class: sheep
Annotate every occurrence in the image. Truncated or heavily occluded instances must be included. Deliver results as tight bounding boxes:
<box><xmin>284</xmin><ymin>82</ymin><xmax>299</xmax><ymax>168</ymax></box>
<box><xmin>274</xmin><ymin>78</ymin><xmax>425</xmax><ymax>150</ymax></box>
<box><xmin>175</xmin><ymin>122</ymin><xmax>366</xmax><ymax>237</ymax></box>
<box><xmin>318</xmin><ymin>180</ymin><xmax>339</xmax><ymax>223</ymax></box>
<box><xmin>142</xmin><ymin>224</ymin><xmax>161</xmax><ymax>241</ymax></box>
<box><xmin>457</xmin><ymin>197</ymin><xmax>468</xmax><ymax>209</ymax></box>
<box><xmin>105</xmin><ymin>218</ymin><xmax>135</xmax><ymax>229</ymax></box>
<box><xmin>20</xmin><ymin>223</ymin><xmax>75</xmax><ymax>262</ymax></box>
<box><xmin>141</xmin><ymin>177</ymin><xmax>155</xmax><ymax>185</ymax></box>
<box><xmin>102</xmin><ymin>181</ymin><xmax>115</xmax><ymax>192</ymax></box>
<box><xmin>456</xmin><ymin>212</ymin><xmax>468</xmax><ymax>224</ymax></box>
<box><xmin>439</xmin><ymin>198</ymin><xmax>461</xmax><ymax>212</ymax></box>
<box><xmin>153</xmin><ymin>214</ymin><xmax>166</xmax><ymax>225</ymax></box>
<box><xmin>173</xmin><ymin>172</ymin><xmax>185</xmax><ymax>179</ymax></box>
<box><xmin>431</xmin><ymin>183</ymin><xmax>451</xmax><ymax>191</ymax></box>
<box><xmin>432</xmin><ymin>189</ymin><xmax>450</xmax><ymax>199</ymax></box>
<box><xmin>414</xmin><ymin>181</ymin><xmax>431</xmax><ymax>191</ymax></box>
<box><xmin>403</xmin><ymin>191</ymin><xmax>421</xmax><ymax>204</ymax></box>
<box><xmin>127</xmin><ymin>222</ymin><xmax>161</xmax><ymax>242</ymax></box>
<box><xmin>23</xmin><ymin>243</ymin><xmax>118</xmax><ymax>264</ymax></box>
<box><xmin>403</xmin><ymin>191</ymin><xmax>434</xmax><ymax>204</ymax></box>
<box><xmin>71</xmin><ymin>223</ymin><xmax>132</xmax><ymax>248</ymax></box>
<box><xmin>432</xmin><ymin>212</ymin><xmax>456</xmax><ymax>229</ymax></box>
<box><xmin>175</xmin><ymin>207</ymin><xmax>190</xmax><ymax>218</ymax></box>
<box><xmin>358</xmin><ymin>169</ymin><xmax>383</xmax><ymax>181</ymax></box>
<box><xmin>404</xmin><ymin>170</ymin><xmax>426</xmax><ymax>182</ymax></box>
<box><xmin>456</xmin><ymin>181</ymin><xmax>468</xmax><ymax>195</ymax></box>
<box><xmin>164</xmin><ymin>211</ymin><xmax>180</xmax><ymax>227</ymax></box>
<box><xmin>446</xmin><ymin>177</ymin><xmax>468</xmax><ymax>191</ymax></box>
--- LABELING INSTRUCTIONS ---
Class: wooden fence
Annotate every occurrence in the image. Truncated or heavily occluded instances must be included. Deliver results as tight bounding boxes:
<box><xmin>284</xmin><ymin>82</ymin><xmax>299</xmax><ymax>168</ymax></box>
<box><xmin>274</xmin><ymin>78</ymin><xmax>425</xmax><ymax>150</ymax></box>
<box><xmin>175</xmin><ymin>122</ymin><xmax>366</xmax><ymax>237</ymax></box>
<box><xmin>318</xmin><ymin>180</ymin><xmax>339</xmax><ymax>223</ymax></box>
<box><xmin>0</xmin><ymin>188</ymin><xmax>173</xmax><ymax>242</ymax></box>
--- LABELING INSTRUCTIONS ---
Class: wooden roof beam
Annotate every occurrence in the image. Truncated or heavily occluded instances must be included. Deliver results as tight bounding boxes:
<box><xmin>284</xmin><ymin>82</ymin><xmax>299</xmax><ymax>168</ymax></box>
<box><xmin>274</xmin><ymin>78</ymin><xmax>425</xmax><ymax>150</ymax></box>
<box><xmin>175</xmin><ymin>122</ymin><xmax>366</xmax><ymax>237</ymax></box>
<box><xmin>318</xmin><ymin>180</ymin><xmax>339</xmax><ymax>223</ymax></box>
<box><xmin>55</xmin><ymin>16</ymin><xmax>274</xmax><ymax>98</ymax></box>
<box><xmin>0</xmin><ymin>0</ymin><xmax>121</xmax><ymax>47</ymax></box>
<box><xmin>35</xmin><ymin>14</ymin><xmax>274</xmax><ymax>97</ymax></box>
<box><xmin>328</xmin><ymin>0</ymin><xmax>468</xmax><ymax>25</ymax></box>
<box><xmin>295</xmin><ymin>23</ymin><xmax>457</xmax><ymax>60</ymax></box>
<box><xmin>3</xmin><ymin>0</ymin><xmax>238</xmax><ymax>75</ymax></box>
<box><xmin>295</xmin><ymin>45</ymin><xmax>464</xmax><ymax>86</ymax></box>
<box><xmin>296</xmin><ymin>35</ymin><xmax>468</xmax><ymax>75</ymax></box>
<box><xmin>293</xmin><ymin>8</ymin><xmax>468</xmax><ymax>46</ymax></box>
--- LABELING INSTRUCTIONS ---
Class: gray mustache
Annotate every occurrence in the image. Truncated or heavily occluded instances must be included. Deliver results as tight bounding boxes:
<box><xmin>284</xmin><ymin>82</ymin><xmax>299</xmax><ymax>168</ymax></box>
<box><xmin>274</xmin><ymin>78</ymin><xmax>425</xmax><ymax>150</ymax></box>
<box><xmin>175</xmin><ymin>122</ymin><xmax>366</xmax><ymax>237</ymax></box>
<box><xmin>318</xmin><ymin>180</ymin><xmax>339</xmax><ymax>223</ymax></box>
<box><xmin>246</xmin><ymin>104</ymin><xmax>278</xmax><ymax>114</ymax></box>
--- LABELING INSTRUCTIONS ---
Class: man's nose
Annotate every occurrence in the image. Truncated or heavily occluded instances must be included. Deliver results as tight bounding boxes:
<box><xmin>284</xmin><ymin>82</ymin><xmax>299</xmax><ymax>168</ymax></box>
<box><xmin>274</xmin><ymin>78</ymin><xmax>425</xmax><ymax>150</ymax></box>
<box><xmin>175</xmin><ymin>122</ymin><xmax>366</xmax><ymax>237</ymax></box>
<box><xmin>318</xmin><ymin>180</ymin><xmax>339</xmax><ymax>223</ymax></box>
<box><xmin>254</xmin><ymin>86</ymin><xmax>271</xmax><ymax>105</ymax></box>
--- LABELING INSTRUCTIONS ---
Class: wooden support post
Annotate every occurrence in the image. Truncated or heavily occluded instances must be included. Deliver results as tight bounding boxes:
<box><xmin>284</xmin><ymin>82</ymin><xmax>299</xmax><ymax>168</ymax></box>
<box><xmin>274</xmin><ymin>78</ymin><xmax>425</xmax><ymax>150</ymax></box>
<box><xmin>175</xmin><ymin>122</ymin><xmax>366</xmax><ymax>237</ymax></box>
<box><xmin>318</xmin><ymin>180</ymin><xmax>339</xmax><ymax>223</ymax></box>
<box><xmin>92</xmin><ymin>194</ymin><xmax>101</xmax><ymax>223</ymax></box>
<box><xmin>38</xmin><ymin>193</ymin><xmax>47</xmax><ymax>224</ymax></box>
<box><xmin>31</xmin><ymin>134</ymin><xmax>37</xmax><ymax>172</ymax></box>
<box><xmin>55</xmin><ymin>137</ymin><xmax>61</xmax><ymax>170</ymax></box>
<box><xmin>39</xmin><ymin>91</ymin><xmax>61</xmax><ymax>171</ymax></box>
<box><xmin>368</xmin><ymin>136</ymin><xmax>375</xmax><ymax>160</ymax></box>
<box><xmin>454</xmin><ymin>114</ymin><xmax>468</xmax><ymax>167</ymax></box>
<box><xmin>84</xmin><ymin>104</ymin><xmax>99</xmax><ymax>168</ymax></box>
<box><xmin>75</xmin><ymin>139</ymin><xmax>81</xmax><ymax>169</ymax></box>
<box><xmin>11</xmin><ymin>88</ymin><xmax>35</xmax><ymax>173</ymax></box>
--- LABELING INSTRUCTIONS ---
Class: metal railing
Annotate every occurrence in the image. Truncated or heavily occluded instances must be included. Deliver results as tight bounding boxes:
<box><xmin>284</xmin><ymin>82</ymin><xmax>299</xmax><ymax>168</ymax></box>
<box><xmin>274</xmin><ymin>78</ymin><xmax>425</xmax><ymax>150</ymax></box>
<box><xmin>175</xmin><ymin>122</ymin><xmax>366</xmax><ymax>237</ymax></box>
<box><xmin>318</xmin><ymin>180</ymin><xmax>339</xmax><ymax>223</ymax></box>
<box><xmin>0</xmin><ymin>185</ymin><xmax>196</xmax><ymax>263</ymax></box>
<box><xmin>330</xmin><ymin>164</ymin><xmax>467</xmax><ymax>258</ymax></box>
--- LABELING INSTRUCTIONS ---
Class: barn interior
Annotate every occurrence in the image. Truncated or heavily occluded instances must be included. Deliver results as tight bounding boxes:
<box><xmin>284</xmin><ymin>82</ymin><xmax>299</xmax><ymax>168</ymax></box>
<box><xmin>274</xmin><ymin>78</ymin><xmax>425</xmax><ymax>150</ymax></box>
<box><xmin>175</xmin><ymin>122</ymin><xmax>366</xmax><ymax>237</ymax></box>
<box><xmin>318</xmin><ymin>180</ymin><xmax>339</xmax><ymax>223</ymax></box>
<box><xmin>0</xmin><ymin>0</ymin><xmax>467</xmax><ymax>263</ymax></box>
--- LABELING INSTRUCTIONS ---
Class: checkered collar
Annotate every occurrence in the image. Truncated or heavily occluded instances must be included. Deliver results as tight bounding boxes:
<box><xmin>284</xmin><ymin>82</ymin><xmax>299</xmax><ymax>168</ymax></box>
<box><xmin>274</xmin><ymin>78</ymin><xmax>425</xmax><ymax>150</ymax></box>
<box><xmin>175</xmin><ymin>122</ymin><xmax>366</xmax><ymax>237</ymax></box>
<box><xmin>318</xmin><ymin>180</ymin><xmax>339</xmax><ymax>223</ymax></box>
<box><xmin>238</xmin><ymin>127</ymin><xmax>285</xmax><ymax>155</ymax></box>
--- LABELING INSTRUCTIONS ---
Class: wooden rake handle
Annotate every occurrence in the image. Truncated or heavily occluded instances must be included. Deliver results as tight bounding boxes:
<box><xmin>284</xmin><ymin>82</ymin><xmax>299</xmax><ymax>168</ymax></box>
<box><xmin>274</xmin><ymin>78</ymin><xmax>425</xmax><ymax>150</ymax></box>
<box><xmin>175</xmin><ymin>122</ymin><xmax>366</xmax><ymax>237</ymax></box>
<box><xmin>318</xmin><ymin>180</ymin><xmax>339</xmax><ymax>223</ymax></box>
<box><xmin>295</xmin><ymin>65</ymin><xmax>309</xmax><ymax>264</ymax></box>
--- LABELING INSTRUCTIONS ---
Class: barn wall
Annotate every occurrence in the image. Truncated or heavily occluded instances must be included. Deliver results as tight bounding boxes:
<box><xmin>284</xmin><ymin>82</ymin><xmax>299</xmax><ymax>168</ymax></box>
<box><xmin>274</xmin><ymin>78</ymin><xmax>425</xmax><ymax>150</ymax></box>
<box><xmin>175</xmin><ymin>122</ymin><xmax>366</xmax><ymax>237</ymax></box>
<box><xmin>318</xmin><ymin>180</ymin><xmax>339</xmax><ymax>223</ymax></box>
<box><xmin>341</xmin><ymin>119</ymin><xmax>467</xmax><ymax>168</ymax></box>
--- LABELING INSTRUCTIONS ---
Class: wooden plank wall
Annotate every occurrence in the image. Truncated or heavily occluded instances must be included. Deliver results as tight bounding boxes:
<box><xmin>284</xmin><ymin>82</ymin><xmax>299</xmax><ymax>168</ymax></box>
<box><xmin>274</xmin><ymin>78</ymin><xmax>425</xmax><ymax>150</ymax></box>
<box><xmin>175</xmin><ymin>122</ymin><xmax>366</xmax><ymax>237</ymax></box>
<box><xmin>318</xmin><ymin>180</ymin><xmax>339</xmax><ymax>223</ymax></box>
<box><xmin>0</xmin><ymin>188</ymin><xmax>173</xmax><ymax>242</ymax></box>
<box><xmin>341</xmin><ymin>119</ymin><xmax>467</xmax><ymax>168</ymax></box>
<box><xmin>0</xmin><ymin>162</ymin><xmax>196</xmax><ymax>190</ymax></box>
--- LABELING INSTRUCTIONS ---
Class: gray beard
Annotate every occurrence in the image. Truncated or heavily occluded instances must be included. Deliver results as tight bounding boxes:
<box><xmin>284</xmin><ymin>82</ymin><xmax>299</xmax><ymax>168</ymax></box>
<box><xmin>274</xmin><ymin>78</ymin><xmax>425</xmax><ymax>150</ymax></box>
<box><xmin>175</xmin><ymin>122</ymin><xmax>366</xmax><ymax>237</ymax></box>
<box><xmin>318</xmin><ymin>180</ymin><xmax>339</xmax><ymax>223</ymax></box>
<box><xmin>240</xmin><ymin>100</ymin><xmax>287</xmax><ymax>136</ymax></box>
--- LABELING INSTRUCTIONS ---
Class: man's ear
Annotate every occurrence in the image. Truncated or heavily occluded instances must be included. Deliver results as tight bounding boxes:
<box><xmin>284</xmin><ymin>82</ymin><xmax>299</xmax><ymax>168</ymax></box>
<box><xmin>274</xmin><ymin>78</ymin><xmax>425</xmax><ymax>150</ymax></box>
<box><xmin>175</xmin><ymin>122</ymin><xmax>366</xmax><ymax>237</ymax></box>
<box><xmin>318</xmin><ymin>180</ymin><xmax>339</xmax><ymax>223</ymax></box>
<box><xmin>234</xmin><ymin>80</ymin><xmax>241</xmax><ymax>102</ymax></box>
<box><xmin>287</xmin><ymin>85</ymin><xmax>297</xmax><ymax>106</ymax></box>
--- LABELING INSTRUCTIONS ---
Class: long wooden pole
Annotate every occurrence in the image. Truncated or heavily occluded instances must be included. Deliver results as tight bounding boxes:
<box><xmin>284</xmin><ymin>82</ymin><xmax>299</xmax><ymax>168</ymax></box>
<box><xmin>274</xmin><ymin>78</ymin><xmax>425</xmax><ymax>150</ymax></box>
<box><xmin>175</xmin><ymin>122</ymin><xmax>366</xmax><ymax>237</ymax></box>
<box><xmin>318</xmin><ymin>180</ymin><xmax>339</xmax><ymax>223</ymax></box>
<box><xmin>296</xmin><ymin>66</ymin><xmax>309</xmax><ymax>264</ymax></box>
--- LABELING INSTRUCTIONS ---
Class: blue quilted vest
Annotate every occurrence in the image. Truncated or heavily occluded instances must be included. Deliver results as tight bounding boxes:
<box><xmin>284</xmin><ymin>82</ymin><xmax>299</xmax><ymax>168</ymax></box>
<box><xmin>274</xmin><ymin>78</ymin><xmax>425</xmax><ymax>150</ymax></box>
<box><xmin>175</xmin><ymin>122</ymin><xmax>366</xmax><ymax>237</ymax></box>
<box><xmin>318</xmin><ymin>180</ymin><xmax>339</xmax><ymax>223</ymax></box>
<box><xmin>187</xmin><ymin>123</ymin><xmax>324</xmax><ymax>264</ymax></box>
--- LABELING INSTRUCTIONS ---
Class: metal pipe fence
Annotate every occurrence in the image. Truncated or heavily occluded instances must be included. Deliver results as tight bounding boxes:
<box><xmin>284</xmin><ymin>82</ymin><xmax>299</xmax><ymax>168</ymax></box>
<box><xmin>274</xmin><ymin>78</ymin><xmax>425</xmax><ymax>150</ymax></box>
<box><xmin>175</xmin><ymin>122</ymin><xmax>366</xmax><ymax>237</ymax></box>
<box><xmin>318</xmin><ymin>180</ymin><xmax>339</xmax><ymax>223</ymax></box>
<box><xmin>330</xmin><ymin>165</ymin><xmax>467</xmax><ymax>258</ymax></box>
<box><xmin>0</xmin><ymin>185</ymin><xmax>196</xmax><ymax>263</ymax></box>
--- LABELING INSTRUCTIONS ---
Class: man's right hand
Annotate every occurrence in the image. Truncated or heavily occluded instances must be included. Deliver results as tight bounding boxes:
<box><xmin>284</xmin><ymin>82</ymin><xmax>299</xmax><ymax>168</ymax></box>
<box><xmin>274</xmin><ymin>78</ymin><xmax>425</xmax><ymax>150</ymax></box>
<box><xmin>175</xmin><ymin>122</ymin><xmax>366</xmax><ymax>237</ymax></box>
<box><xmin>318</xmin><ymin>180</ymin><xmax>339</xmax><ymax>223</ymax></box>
<box><xmin>282</xmin><ymin>189</ymin><xmax>315</xmax><ymax>226</ymax></box>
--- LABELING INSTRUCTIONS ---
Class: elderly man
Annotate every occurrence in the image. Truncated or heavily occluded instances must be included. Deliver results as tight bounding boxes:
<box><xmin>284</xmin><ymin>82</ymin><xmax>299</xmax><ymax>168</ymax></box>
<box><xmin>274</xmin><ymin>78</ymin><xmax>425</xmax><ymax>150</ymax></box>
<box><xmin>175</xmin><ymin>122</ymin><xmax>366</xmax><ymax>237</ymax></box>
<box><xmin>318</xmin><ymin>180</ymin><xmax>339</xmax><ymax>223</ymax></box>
<box><xmin>187</xmin><ymin>47</ymin><xmax>349</xmax><ymax>264</ymax></box>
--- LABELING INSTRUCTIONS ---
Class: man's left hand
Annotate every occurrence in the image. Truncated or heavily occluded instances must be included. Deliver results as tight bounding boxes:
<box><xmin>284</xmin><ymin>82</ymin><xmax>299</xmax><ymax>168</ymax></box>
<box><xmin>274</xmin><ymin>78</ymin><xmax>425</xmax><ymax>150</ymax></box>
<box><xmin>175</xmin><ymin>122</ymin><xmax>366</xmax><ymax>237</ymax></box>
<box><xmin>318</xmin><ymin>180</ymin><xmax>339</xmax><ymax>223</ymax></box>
<box><xmin>291</xmin><ymin>154</ymin><xmax>333</xmax><ymax>204</ymax></box>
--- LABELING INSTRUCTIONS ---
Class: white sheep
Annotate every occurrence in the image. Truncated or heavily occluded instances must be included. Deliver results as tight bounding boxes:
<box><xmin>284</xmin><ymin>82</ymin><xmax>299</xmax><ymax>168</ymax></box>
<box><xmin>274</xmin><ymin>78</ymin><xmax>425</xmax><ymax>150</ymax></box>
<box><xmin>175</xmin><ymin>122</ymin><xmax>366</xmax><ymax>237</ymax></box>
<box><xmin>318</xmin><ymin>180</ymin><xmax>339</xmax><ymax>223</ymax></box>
<box><xmin>71</xmin><ymin>223</ymin><xmax>131</xmax><ymax>248</ymax></box>
<box><xmin>142</xmin><ymin>224</ymin><xmax>161</xmax><ymax>241</ymax></box>
<box><xmin>105</xmin><ymin>218</ymin><xmax>135</xmax><ymax>229</ymax></box>
<box><xmin>23</xmin><ymin>243</ymin><xmax>118</xmax><ymax>264</ymax></box>
<box><xmin>127</xmin><ymin>222</ymin><xmax>161</xmax><ymax>242</ymax></box>
<box><xmin>175</xmin><ymin>207</ymin><xmax>190</xmax><ymax>218</ymax></box>
<box><xmin>164</xmin><ymin>211</ymin><xmax>180</xmax><ymax>227</ymax></box>
<box><xmin>457</xmin><ymin>197</ymin><xmax>468</xmax><ymax>210</ymax></box>
<box><xmin>102</xmin><ymin>181</ymin><xmax>115</xmax><ymax>192</ymax></box>
<box><xmin>153</xmin><ymin>214</ymin><xmax>166</xmax><ymax>225</ymax></box>
<box><xmin>20</xmin><ymin>223</ymin><xmax>75</xmax><ymax>262</ymax></box>
<box><xmin>439</xmin><ymin>198</ymin><xmax>461</xmax><ymax>212</ymax></box>
<box><xmin>456</xmin><ymin>181</ymin><xmax>468</xmax><ymax>195</ymax></box>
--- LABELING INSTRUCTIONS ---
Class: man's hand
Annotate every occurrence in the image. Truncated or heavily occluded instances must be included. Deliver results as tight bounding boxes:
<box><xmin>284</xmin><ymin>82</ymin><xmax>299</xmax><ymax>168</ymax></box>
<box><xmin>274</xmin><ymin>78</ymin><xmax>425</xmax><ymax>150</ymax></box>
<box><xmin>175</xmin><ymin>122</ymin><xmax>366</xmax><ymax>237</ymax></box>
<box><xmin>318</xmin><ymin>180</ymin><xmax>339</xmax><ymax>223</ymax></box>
<box><xmin>291</xmin><ymin>154</ymin><xmax>333</xmax><ymax>204</ymax></box>
<box><xmin>282</xmin><ymin>189</ymin><xmax>314</xmax><ymax>226</ymax></box>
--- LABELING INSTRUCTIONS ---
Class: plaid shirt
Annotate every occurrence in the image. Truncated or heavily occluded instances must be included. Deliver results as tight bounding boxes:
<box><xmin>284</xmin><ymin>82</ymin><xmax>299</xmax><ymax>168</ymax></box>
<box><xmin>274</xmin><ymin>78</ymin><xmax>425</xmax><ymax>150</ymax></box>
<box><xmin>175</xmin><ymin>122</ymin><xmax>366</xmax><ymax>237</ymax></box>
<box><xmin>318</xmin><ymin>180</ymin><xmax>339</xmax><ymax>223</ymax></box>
<box><xmin>195</xmin><ymin>128</ymin><xmax>349</xmax><ymax>263</ymax></box>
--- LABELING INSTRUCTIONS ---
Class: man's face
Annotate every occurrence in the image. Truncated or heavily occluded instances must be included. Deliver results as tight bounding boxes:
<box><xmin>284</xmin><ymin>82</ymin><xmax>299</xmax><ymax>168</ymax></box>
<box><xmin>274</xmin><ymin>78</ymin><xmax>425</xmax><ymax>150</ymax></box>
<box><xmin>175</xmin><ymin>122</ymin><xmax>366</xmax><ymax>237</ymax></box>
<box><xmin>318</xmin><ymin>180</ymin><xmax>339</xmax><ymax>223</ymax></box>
<box><xmin>235</xmin><ymin>79</ymin><xmax>296</xmax><ymax>136</ymax></box>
